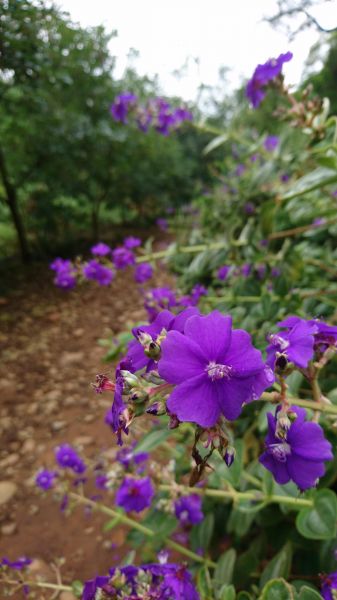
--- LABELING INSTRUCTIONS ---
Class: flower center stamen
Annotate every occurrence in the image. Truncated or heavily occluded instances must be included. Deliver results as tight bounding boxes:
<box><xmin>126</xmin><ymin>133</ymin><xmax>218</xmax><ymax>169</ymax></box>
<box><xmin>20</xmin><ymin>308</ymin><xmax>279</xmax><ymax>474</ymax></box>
<box><xmin>206</xmin><ymin>361</ymin><xmax>233</xmax><ymax>381</ymax></box>
<box><xmin>268</xmin><ymin>334</ymin><xmax>289</xmax><ymax>351</ymax></box>
<box><xmin>268</xmin><ymin>442</ymin><xmax>291</xmax><ymax>462</ymax></box>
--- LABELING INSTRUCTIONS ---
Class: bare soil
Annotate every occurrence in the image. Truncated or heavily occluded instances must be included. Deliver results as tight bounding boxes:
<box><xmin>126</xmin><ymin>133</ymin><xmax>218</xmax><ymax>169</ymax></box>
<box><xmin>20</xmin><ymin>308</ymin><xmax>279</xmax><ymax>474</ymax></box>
<box><xmin>0</xmin><ymin>259</ymin><xmax>172</xmax><ymax>596</ymax></box>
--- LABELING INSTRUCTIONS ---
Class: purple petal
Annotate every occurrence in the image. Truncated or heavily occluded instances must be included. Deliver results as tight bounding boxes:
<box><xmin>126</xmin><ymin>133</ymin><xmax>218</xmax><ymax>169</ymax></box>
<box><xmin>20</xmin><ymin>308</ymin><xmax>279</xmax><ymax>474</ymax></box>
<box><xmin>288</xmin><ymin>422</ymin><xmax>333</xmax><ymax>461</ymax></box>
<box><xmin>287</xmin><ymin>455</ymin><xmax>326</xmax><ymax>490</ymax></box>
<box><xmin>218</xmin><ymin>375</ymin><xmax>262</xmax><ymax>420</ymax></box>
<box><xmin>184</xmin><ymin>311</ymin><xmax>232</xmax><ymax>362</ymax></box>
<box><xmin>224</xmin><ymin>329</ymin><xmax>265</xmax><ymax>375</ymax></box>
<box><xmin>259</xmin><ymin>452</ymin><xmax>290</xmax><ymax>484</ymax></box>
<box><xmin>159</xmin><ymin>331</ymin><xmax>207</xmax><ymax>384</ymax></box>
<box><xmin>166</xmin><ymin>374</ymin><xmax>221</xmax><ymax>427</ymax></box>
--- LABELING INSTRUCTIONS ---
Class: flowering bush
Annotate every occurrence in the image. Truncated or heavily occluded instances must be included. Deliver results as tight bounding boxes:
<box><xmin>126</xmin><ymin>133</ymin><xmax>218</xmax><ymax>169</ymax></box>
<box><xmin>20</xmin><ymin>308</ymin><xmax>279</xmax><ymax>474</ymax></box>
<box><xmin>2</xmin><ymin>53</ymin><xmax>337</xmax><ymax>600</ymax></box>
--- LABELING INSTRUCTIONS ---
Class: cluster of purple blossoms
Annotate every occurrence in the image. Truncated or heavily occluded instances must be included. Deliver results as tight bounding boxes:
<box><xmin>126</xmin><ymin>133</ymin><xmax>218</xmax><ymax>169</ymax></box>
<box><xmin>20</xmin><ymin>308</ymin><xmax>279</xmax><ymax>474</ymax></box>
<box><xmin>134</xmin><ymin>262</ymin><xmax>153</xmax><ymax>284</ymax></box>
<box><xmin>266</xmin><ymin>315</ymin><xmax>337</xmax><ymax>370</ymax></box>
<box><xmin>83</xmin><ymin>562</ymin><xmax>199</xmax><ymax>600</ymax></box>
<box><xmin>217</xmin><ymin>265</ymin><xmax>231</xmax><ymax>281</ymax></box>
<box><xmin>246</xmin><ymin>51</ymin><xmax>293</xmax><ymax>108</ymax></box>
<box><xmin>321</xmin><ymin>570</ymin><xmax>337</xmax><ymax>599</ymax></box>
<box><xmin>35</xmin><ymin>469</ymin><xmax>58</xmax><ymax>491</ymax></box>
<box><xmin>174</xmin><ymin>494</ymin><xmax>203</xmax><ymax>527</ymax></box>
<box><xmin>156</xmin><ymin>217</ymin><xmax>168</xmax><ymax>231</ymax></box>
<box><xmin>260</xmin><ymin>406</ymin><xmax>333</xmax><ymax>490</ymax></box>
<box><xmin>158</xmin><ymin>310</ymin><xmax>273</xmax><ymax>427</ymax></box>
<box><xmin>110</xmin><ymin>92</ymin><xmax>137</xmax><ymax>124</ymax></box>
<box><xmin>50</xmin><ymin>258</ymin><xmax>76</xmax><ymax>290</ymax></box>
<box><xmin>0</xmin><ymin>557</ymin><xmax>32</xmax><ymax>570</ymax></box>
<box><xmin>112</xmin><ymin>246</ymin><xmax>136</xmax><ymax>270</ymax></box>
<box><xmin>91</xmin><ymin>242</ymin><xmax>111</xmax><ymax>256</ymax></box>
<box><xmin>110</xmin><ymin>92</ymin><xmax>193</xmax><ymax>135</ymax></box>
<box><xmin>124</xmin><ymin>236</ymin><xmax>141</xmax><ymax>249</ymax></box>
<box><xmin>115</xmin><ymin>476</ymin><xmax>154</xmax><ymax>513</ymax></box>
<box><xmin>116</xmin><ymin>444</ymin><xmax>149</xmax><ymax>470</ymax></box>
<box><xmin>55</xmin><ymin>444</ymin><xmax>86</xmax><ymax>474</ymax></box>
<box><xmin>264</xmin><ymin>135</ymin><xmax>279</xmax><ymax>152</ymax></box>
<box><xmin>82</xmin><ymin>259</ymin><xmax>114</xmax><ymax>286</ymax></box>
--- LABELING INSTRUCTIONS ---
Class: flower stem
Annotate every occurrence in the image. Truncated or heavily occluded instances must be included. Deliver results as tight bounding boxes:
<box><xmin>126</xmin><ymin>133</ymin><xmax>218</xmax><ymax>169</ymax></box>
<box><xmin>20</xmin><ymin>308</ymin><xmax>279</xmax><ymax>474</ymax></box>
<box><xmin>261</xmin><ymin>391</ymin><xmax>337</xmax><ymax>416</ymax></box>
<box><xmin>158</xmin><ymin>484</ymin><xmax>313</xmax><ymax>508</ymax></box>
<box><xmin>69</xmin><ymin>492</ymin><xmax>216</xmax><ymax>568</ymax></box>
<box><xmin>135</xmin><ymin>241</ymin><xmax>226</xmax><ymax>264</ymax></box>
<box><xmin>2</xmin><ymin>578</ymin><xmax>72</xmax><ymax>592</ymax></box>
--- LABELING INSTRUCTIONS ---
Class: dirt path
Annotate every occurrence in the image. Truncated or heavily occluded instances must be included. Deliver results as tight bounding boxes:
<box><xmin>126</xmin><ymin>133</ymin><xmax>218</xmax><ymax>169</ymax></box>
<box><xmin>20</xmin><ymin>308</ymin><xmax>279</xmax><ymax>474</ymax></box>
<box><xmin>0</xmin><ymin>261</ymin><xmax>171</xmax><ymax>594</ymax></box>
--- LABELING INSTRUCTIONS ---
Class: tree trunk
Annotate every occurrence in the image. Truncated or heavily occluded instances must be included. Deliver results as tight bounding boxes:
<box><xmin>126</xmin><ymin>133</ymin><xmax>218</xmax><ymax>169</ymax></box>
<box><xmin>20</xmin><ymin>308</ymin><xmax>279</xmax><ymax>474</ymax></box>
<box><xmin>0</xmin><ymin>145</ymin><xmax>30</xmax><ymax>263</ymax></box>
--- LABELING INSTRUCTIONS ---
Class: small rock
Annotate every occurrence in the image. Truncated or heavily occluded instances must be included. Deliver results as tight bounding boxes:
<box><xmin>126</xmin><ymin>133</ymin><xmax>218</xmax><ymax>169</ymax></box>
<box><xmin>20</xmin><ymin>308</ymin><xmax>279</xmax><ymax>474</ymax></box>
<box><xmin>83</xmin><ymin>414</ymin><xmax>95</xmax><ymax>423</ymax></box>
<box><xmin>50</xmin><ymin>420</ymin><xmax>66</xmax><ymax>432</ymax></box>
<box><xmin>74</xmin><ymin>436</ymin><xmax>93</xmax><ymax>447</ymax></box>
<box><xmin>73</xmin><ymin>328</ymin><xmax>84</xmax><ymax>337</ymax></box>
<box><xmin>45</xmin><ymin>389</ymin><xmax>62</xmax><ymax>402</ymax></box>
<box><xmin>60</xmin><ymin>351</ymin><xmax>84</xmax><ymax>367</ymax></box>
<box><xmin>0</xmin><ymin>481</ymin><xmax>17</xmax><ymax>505</ymax></box>
<box><xmin>21</xmin><ymin>438</ymin><xmax>35</xmax><ymax>454</ymax></box>
<box><xmin>0</xmin><ymin>454</ymin><xmax>19</xmax><ymax>469</ymax></box>
<box><xmin>1</xmin><ymin>522</ymin><xmax>17</xmax><ymax>535</ymax></box>
<box><xmin>60</xmin><ymin>592</ymin><xmax>77</xmax><ymax>600</ymax></box>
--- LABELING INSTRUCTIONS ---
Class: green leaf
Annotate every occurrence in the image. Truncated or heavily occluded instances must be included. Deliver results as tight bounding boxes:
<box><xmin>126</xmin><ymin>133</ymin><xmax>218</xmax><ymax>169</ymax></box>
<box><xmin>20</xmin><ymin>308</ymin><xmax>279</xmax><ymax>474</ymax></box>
<box><xmin>237</xmin><ymin>593</ymin><xmax>252</xmax><ymax>600</ymax></box>
<box><xmin>281</xmin><ymin>167</ymin><xmax>337</xmax><ymax>201</ymax></box>
<box><xmin>103</xmin><ymin>514</ymin><xmax>122</xmax><ymax>532</ymax></box>
<box><xmin>203</xmin><ymin>133</ymin><xmax>228</xmax><ymax>155</ymax></box>
<box><xmin>214</xmin><ymin>549</ymin><xmax>237</xmax><ymax>589</ymax></box>
<box><xmin>133</xmin><ymin>428</ymin><xmax>171</xmax><ymax>453</ymax></box>
<box><xmin>298</xmin><ymin>586</ymin><xmax>322</xmax><ymax>600</ymax></box>
<box><xmin>217</xmin><ymin>584</ymin><xmax>236</xmax><ymax>600</ymax></box>
<box><xmin>71</xmin><ymin>580</ymin><xmax>84</xmax><ymax>597</ymax></box>
<box><xmin>197</xmin><ymin>565</ymin><xmax>213</xmax><ymax>599</ymax></box>
<box><xmin>191</xmin><ymin>513</ymin><xmax>214</xmax><ymax>552</ymax></box>
<box><xmin>259</xmin><ymin>578</ymin><xmax>295</xmax><ymax>600</ymax></box>
<box><xmin>260</xmin><ymin>543</ymin><xmax>293</xmax><ymax>588</ymax></box>
<box><xmin>296</xmin><ymin>489</ymin><xmax>337</xmax><ymax>540</ymax></box>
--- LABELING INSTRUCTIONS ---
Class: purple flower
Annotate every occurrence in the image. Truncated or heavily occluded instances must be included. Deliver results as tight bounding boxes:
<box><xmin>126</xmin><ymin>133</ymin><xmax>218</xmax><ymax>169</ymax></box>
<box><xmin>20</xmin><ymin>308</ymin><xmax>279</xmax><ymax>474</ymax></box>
<box><xmin>280</xmin><ymin>173</ymin><xmax>290</xmax><ymax>183</ymax></box>
<box><xmin>158</xmin><ymin>311</ymin><xmax>274</xmax><ymax>427</ymax></box>
<box><xmin>112</xmin><ymin>247</ymin><xmax>135</xmax><ymax>270</ymax></box>
<box><xmin>321</xmin><ymin>571</ymin><xmax>337</xmax><ymax>600</ymax></box>
<box><xmin>246</xmin><ymin>52</ymin><xmax>293</xmax><ymax>108</ymax></box>
<box><xmin>116</xmin><ymin>445</ymin><xmax>149</xmax><ymax>469</ymax></box>
<box><xmin>267</xmin><ymin>318</ymin><xmax>317</xmax><ymax>369</ymax></box>
<box><xmin>312</xmin><ymin>217</ymin><xmax>326</xmax><ymax>227</ymax></box>
<box><xmin>241</xmin><ymin>263</ymin><xmax>251</xmax><ymax>277</ymax></box>
<box><xmin>161</xmin><ymin>565</ymin><xmax>200</xmax><ymax>600</ymax></box>
<box><xmin>264</xmin><ymin>135</ymin><xmax>279</xmax><ymax>152</ymax></box>
<box><xmin>90</xmin><ymin>242</ymin><xmax>111</xmax><ymax>256</ymax></box>
<box><xmin>190</xmin><ymin>284</ymin><xmax>208</xmax><ymax>305</ymax></box>
<box><xmin>127</xmin><ymin>307</ymin><xmax>199</xmax><ymax>373</ymax></box>
<box><xmin>260</xmin><ymin>239</ymin><xmax>269</xmax><ymax>248</ymax></box>
<box><xmin>172</xmin><ymin>106</ymin><xmax>193</xmax><ymax>124</ymax></box>
<box><xmin>259</xmin><ymin>406</ymin><xmax>333</xmax><ymax>490</ymax></box>
<box><xmin>257</xmin><ymin>264</ymin><xmax>267</xmax><ymax>279</ymax></box>
<box><xmin>134</xmin><ymin>262</ymin><xmax>153</xmax><ymax>284</ymax></box>
<box><xmin>35</xmin><ymin>469</ymin><xmax>58</xmax><ymax>490</ymax></box>
<box><xmin>105</xmin><ymin>358</ymin><xmax>132</xmax><ymax>446</ymax></box>
<box><xmin>115</xmin><ymin>476</ymin><xmax>154</xmax><ymax>512</ymax></box>
<box><xmin>55</xmin><ymin>444</ymin><xmax>86</xmax><ymax>474</ymax></box>
<box><xmin>50</xmin><ymin>258</ymin><xmax>77</xmax><ymax>290</ymax></box>
<box><xmin>174</xmin><ymin>494</ymin><xmax>203</xmax><ymax>526</ymax></box>
<box><xmin>82</xmin><ymin>575</ymin><xmax>110</xmax><ymax>600</ymax></box>
<box><xmin>244</xmin><ymin>202</ymin><xmax>255</xmax><ymax>215</ymax></box>
<box><xmin>95</xmin><ymin>475</ymin><xmax>109</xmax><ymax>490</ymax></box>
<box><xmin>217</xmin><ymin>265</ymin><xmax>231</xmax><ymax>281</ymax></box>
<box><xmin>235</xmin><ymin>163</ymin><xmax>246</xmax><ymax>177</ymax></box>
<box><xmin>144</xmin><ymin>286</ymin><xmax>178</xmax><ymax>321</ymax></box>
<box><xmin>156</xmin><ymin>217</ymin><xmax>168</xmax><ymax>232</ymax></box>
<box><xmin>271</xmin><ymin>266</ymin><xmax>281</xmax><ymax>278</ymax></box>
<box><xmin>110</xmin><ymin>92</ymin><xmax>137</xmax><ymax>123</ymax></box>
<box><xmin>1</xmin><ymin>557</ymin><xmax>32</xmax><ymax>570</ymax></box>
<box><xmin>124</xmin><ymin>236</ymin><xmax>141</xmax><ymax>249</ymax></box>
<box><xmin>83</xmin><ymin>260</ymin><xmax>114</xmax><ymax>286</ymax></box>
<box><xmin>277</xmin><ymin>316</ymin><xmax>337</xmax><ymax>354</ymax></box>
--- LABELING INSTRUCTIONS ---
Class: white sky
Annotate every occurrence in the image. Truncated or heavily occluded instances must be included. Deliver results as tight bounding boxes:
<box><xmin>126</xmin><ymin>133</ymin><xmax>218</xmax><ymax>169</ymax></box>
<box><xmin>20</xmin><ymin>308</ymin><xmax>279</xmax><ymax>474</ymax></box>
<box><xmin>57</xmin><ymin>0</ymin><xmax>337</xmax><ymax>101</ymax></box>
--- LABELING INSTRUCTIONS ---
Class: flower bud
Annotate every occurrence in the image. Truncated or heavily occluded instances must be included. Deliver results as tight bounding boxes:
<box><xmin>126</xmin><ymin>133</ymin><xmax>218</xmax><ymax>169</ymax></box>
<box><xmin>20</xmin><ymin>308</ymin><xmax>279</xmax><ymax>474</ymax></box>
<box><xmin>146</xmin><ymin>401</ymin><xmax>166</xmax><ymax>416</ymax></box>
<box><xmin>131</xmin><ymin>389</ymin><xmax>149</xmax><ymax>403</ymax></box>
<box><xmin>144</xmin><ymin>341</ymin><xmax>161</xmax><ymax>359</ymax></box>
<box><xmin>287</xmin><ymin>410</ymin><xmax>297</xmax><ymax>423</ymax></box>
<box><xmin>275</xmin><ymin>353</ymin><xmax>288</xmax><ymax>373</ymax></box>
<box><xmin>224</xmin><ymin>446</ymin><xmax>235</xmax><ymax>467</ymax></box>
<box><xmin>168</xmin><ymin>414</ymin><xmax>180</xmax><ymax>429</ymax></box>
<box><xmin>120</xmin><ymin>370</ymin><xmax>139</xmax><ymax>388</ymax></box>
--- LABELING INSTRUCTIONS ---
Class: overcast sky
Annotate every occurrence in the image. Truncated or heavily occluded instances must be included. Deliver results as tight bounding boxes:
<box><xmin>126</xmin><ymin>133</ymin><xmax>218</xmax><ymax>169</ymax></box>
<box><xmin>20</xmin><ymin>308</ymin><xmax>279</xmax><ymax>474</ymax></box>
<box><xmin>57</xmin><ymin>0</ymin><xmax>337</xmax><ymax>101</ymax></box>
